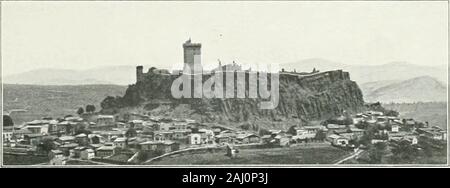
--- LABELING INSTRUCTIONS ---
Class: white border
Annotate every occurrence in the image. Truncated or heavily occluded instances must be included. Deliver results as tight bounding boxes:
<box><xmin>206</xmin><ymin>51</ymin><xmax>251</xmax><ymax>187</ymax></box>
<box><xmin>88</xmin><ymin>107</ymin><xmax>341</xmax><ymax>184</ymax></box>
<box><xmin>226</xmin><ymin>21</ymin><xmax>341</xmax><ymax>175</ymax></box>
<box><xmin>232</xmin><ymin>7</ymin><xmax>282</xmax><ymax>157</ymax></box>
<box><xmin>0</xmin><ymin>0</ymin><xmax>449</xmax><ymax>168</ymax></box>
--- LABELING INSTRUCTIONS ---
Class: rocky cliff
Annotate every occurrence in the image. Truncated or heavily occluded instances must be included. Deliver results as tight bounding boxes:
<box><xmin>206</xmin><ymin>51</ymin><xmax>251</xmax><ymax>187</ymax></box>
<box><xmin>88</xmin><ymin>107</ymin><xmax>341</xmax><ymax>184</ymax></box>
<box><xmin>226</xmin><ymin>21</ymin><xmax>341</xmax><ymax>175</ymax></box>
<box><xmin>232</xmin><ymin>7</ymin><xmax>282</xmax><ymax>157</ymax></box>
<box><xmin>101</xmin><ymin>69</ymin><xmax>364</xmax><ymax>128</ymax></box>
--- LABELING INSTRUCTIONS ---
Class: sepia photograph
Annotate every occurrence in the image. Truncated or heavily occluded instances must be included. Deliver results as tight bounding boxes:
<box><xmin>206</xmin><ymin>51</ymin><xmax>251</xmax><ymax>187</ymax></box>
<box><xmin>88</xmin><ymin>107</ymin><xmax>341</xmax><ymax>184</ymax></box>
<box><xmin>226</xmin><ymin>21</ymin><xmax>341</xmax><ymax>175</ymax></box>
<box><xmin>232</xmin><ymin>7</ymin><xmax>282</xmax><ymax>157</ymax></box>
<box><xmin>0</xmin><ymin>0</ymin><xmax>448</xmax><ymax>168</ymax></box>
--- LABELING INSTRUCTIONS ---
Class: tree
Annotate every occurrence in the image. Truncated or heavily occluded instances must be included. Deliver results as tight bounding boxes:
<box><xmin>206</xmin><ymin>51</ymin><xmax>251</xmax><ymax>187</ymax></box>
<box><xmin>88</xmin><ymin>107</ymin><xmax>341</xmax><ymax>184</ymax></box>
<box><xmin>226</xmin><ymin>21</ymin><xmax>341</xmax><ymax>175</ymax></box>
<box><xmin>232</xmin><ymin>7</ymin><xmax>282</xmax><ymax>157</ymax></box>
<box><xmin>125</xmin><ymin>128</ymin><xmax>137</xmax><ymax>138</ymax></box>
<box><xmin>136</xmin><ymin>151</ymin><xmax>149</xmax><ymax>162</ymax></box>
<box><xmin>39</xmin><ymin>137</ymin><xmax>56</xmax><ymax>154</ymax></box>
<box><xmin>3</xmin><ymin>115</ymin><xmax>14</xmax><ymax>127</ymax></box>
<box><xmin>101</xmin><ymin>96</ymin><xmax>123</xmax><ymax>109</ymax></box>
<box><xmin>258</xmin><ymin>129</ymin><xmax>271</xmax><ymax>136</ymax></box>
<box><xmin>75</xmin><ymin>126</ymin><xmax>92</xmax><ymax>136</ymax></box>
<box><xmin>384</xmin><ymin>110</ymin><xmax>399</xmax><ymax>117</ymax></box>
<box><xmin>77</xmin><ymin>107</ymin><xmax>84</xmax><ymax>115</ymax></box>
<box><xmin>287</xmin><ymin>126</ymin><xmax>298</xmax><ymax>135</ymax></box>
<box><xmin>314</xmin><ymin>130</ymin><xmax>327</xmax><ymax>141</ymax></box>
<box><xmin>390</xmin><ymin>140</ymin><xmax>418</xmax><ymax>163</ymax></box>
<box><xmin>368</xmin><ymin>142</ymin><xmax>387</xmax><ymax>163</ymax></box>
<box><xmin>86</xmin><ymin>105</ymin><xmax>96</xmax><ymax>113</ymax></box>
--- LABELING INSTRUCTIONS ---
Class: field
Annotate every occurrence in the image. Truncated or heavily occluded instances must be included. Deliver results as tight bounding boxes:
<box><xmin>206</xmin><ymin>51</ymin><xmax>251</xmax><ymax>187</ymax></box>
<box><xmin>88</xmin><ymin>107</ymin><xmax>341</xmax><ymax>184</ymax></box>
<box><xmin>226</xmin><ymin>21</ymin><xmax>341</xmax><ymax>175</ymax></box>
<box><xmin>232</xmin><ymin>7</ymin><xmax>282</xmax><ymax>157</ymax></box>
<box><xmin>3</xmin><ymin>154</ymin><xmax>49</xmax><ymax>165</ymax></box>
<box><xmin>383</xmin><ymin>102</ymin><xmax>447</xmax><ymax>130</ymax></box>
<box><xmin>3</xmin><ymin>84</ymin><xmax>126</xmax><ymax>125</ymax></box>
<box><xmin>148</xmin><ymin>144</ymin><xmax>350</xmax><ymax>165</ymax></box>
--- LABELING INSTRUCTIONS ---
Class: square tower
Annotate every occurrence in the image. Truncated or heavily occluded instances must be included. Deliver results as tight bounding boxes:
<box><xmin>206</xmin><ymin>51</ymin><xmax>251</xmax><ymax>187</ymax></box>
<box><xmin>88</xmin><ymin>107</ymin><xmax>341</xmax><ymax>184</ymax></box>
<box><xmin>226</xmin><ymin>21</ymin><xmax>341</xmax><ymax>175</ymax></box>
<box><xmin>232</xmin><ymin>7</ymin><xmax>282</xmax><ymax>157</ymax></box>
<box><xmin>183</xmin><ymin>39</ymin><xmax>202</xmax><ymax>73</ymax></box>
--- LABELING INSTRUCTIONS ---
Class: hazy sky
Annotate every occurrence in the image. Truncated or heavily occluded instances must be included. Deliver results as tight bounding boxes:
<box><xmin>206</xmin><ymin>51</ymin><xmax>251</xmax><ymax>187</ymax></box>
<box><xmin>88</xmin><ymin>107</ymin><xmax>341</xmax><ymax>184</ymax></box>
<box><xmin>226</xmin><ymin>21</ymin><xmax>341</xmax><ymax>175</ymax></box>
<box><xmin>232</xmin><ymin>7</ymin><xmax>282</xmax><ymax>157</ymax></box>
<box><xmin>2</xmin><ymin>1</ymin><xmax>448</xmax><ymax>75</ymax></box>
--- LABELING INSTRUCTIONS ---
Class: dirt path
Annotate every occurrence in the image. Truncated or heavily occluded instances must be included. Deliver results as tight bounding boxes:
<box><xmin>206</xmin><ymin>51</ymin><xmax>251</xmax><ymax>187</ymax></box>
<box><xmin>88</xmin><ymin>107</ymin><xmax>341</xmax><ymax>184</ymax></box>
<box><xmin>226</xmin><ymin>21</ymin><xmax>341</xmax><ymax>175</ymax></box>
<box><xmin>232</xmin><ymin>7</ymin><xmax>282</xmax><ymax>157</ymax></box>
<box><xmin>334</xmin><ymin>149</ymin><xmax>364</xmax><ymax>165</ymax></box>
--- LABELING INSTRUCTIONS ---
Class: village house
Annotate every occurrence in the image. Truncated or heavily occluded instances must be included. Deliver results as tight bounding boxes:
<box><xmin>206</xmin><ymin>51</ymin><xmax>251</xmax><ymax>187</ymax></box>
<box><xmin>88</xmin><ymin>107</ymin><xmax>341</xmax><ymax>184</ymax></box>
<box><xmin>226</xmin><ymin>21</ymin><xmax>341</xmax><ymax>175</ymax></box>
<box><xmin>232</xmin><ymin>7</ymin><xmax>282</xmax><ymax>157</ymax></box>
<box><xmin>403</xmin><ymin>119</ymin><xmax>416</xmax><ymax>127</ymax></box>
<box><xmin>173</xmin><ymin>122</ymin><xmax>189</xmax><ymax>130</ymax></box>
<box><xmin>303</xmin><ymin>125</ymin><xmax>326</xmax><ymax>133</ymax></box>
<box><xmin>388</xmin><ymin>131</ymin><xmax>409</xmax><ymax>140</ymax></box>
<box><xmin>88</xmin><ymin>134</ymin><xmax>102</xmax><ymax>144</ymax></box>
<box><xmin>172</xmin><ymin>129</ymin><xmax>192</xmax><ymax>140</ymax></box>
<box><xmin>46</xmin><ymin>120</ymin><xmax>59</xmax><ymax>134</ymax></box>
<box><xmin>391</xmin><ymin>124</ymin><xmax>400</xmax><ymax>133</ymax></box>
<box><xmin>274</xmin><ymin>134</ymin><xmax>291</xmax><ymax>147</ymax></box>
<box><xmin>96</xmin><ymin>115</ymin><xmax>115</xmax><ymax>127</ymax></box>
<box><xmin>139</xmin><ymin>140</ymin><xmax>180</xmax><ymax>154</ymax></box>
<box><xmin>57</xmin><ymin>135</ymin><xmax>76</xmax><ymax>144</ymax></box>
<box><xmin>188</xmin><ymin>122</ymin><xmax>208</xmax><ymax>130</ymax></box>
<box><xmin>212</xmin><ymin>128</ymin><xmax>222</xmax><ymax>135</ymax></box>
<box><xmin>198</xmin><ymin>129</ymin><xmax>215</xmax><ymax>144</ymax></box>
<box><xmin>153</xmin><ymin>130</ymin><xmax>174</xmax><ymax>141</ymax></box>
<box><xmin>130</xmin><ymin>120</ymin><xmax>144</xmax><ymax>129</ymax></box>
<box><xmin>12</xmin><ymin>129</ymin><xmax>32</xmax><ymax>141</ymax></box>
<box><xmin>215</xmin><ymin>134</ymin><xmax>232</xmax><ymax>145</ymax></box>
<box><xmin>326</xmin><ymin>124</ymin><xmax>347</xmax><ymax>130</ymax></box>
<box><xmin>71</xmin><ymin>146</ymin><xmax>87</xmax><ymax>158</ymax></box>
<box><xmin>24</xmin><ymin>122</ymin><xmax>49</xmax><ymax>135</ymax></box>
<box><xmin>219</xmin><ymin>130</ymin><xmax>237</xmax><ymax>138</ymax></box>
<box><xmin>392</xmin><ymin>135</ymin><xmax>419</xmax><ymax>145</ymax></box>
<box><xmin>113</xmin><ymin>137</ymin><xmax>127</xmax><ymax>149</ymax></box>
<box><xmin>96</xmin><ymin>145</ymin><xmax>116</xmax><ymax>158</ymax></box>
<box><xmin>24</xmin><ymin>133</ymin><xmax>45</xmax><ymax>147</ymax></box>
<box><xmin>89</xmin><ymin>143</ymin><xmax>104</xmax><ymax>151</ymax></box>
<box><xmin>261</xmin><ymin>135</ymin><xmax>273</xmax><ymax>144</ymax></box>
<box><xmin>185</xmin><ymin>119</ymin><xmax>196</xmax><ymax>124</ymax></box>
<box><xmin>48</xmin><ymin>149</ymin><xmax>66</xmax><ymax>165</ymax></box>
<box><xmin>327</xmin><ymin>134</ymin><xmax>349</xmax><ymax>146</ymax></box>
<box><xmin>365</xmin><ymin>111</ymin><xmax>384</xmax><ymax>117</ymax></box>
<box><xmin>371</xmin><ymin>139</ymin><xmax>387</xmax><ymax>144</ymax></box>
<box><xmin>416</xmin><ymin>127</ymin><xmax>447</xmax><ymax>141</ymax></box>
<box><xmin>148</xmin><ymin>116</ymin><xmax>161</xmax><ymax>123</ymax></box>
<box><xmin>58</xmin><ymin>143</ymin><xmax>79</xmax><ymax>156</ymax></box>
<box><xmin>65</xmin><ymin>116</ymin><xmax>84</xmax><ymax>122</ymax></box>
<box><xmin>156</xmin><ymin>122</ymin><xmax>175</xmax><ymax>131</ymax></box>
<box><xmin>139</xmin><ymin>141</ymin><xmax>161</xmax><ymax>151</ymax></box>
<box><xmin>142</xmin><ymin>125</ymin><xmax>156</xmax><ymax>136</ymax></box>
<box><xmin>116</xmin><ymin>122</ymin><xmax>127</xmax><ymax>129</ymax></box>
<box><xmin>158</xmin><ymin>141</ymin><xmax>180</xmax><ymax>153</ymax></box>
<box><xmin>338</xmin><ymin>132</ymin><xmax>357</xmax><ymax>140</ymax></box>
<box><xmin>56</xmin><ymin>121</ymin><xmax>74</xmax><ymax>134</ymax></box>
<box><xmin>188</xmin><ymin>133</ymin><xmax>202</xmax><ymax>145</ymax></box>
<box><xmin>268</xmin><ymin>129</ymin><xmax>283</xmax><ymax>135</ymax></box>
<box><xmin>129</xmin><ymin>113</ymin><xmax>150</xmax><ymax>121</ymax></box>
<box><xmin>80</xmin><ymin>148</ymin><xmax>95</xmax><ymax>160</ymax></box>
<box><xmin>353</xmin><ymin>115</ymin><xmax>364</xmax><ymax>124</ymax></box>
<box><xmin>349</xmin><ymin>127</ymin><xmax>365</xmax><ymax>138</ymax></box>
<box><xmin>405</xmin><ymin>135</ymin><xmax>418</xmax><ymax>145</ymax></box>
<box><xmin>3</xmin><ymin>126</ymin><xmax>13</xmax><ymax>143</ymax></box>
<box><xmin>125</xmin><ymin>137</ymin><xmax>143</xmax><ymax>149</ymax></box>
<box><xmin>75</xmin><ymin>133</ymin><xmax>89</xmax><ymax>146</ymax></box>
<box><xmin>94</xmin><ymin>130</ymin><xmax>125</xmax><ymax>142</ymax></box>
<box><xmin>235</xmin><ymin>133</ymin><xmax>260</xmax><ymax>144</ymax></box>
<box><xmin>292</xmin><ymin>126</ymin><xmax>325</xmax><ymax>140</ymax></box>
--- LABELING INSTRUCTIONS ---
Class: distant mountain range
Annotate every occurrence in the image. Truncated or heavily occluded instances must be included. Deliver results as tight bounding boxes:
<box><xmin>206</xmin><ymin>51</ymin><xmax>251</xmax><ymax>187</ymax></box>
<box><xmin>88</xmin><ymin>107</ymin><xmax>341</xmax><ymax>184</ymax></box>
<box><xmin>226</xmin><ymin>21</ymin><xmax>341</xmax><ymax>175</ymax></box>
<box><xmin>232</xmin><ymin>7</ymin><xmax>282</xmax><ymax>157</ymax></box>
<box><xmin>4</xmin><ymin>59</ymin><xmax>447</xmax><ymax>86</ymax></box>
<box><xmin>360</xmin><ymin>76</ymin><xmax>447</xmax><ymax>103</ymax></box>
<box><xmin>3</xmin><ymin>59</ymin><xmax>448</xmax><ymax>103</ymax></box>
<box><xmin>3</xmin><ymin>65</ymin><xmax>152</xmax><ymax>85</ymax></box>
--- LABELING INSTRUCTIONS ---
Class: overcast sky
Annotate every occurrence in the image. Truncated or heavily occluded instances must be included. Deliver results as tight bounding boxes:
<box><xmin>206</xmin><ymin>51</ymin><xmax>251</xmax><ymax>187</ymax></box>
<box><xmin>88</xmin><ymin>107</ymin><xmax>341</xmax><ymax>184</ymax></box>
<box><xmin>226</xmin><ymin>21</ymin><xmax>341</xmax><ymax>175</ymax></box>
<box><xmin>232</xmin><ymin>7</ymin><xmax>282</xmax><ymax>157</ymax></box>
<box><xmin>1</xmin><ymin>1</ymin><xmax>448</xmax><ymax>75</ymax></box>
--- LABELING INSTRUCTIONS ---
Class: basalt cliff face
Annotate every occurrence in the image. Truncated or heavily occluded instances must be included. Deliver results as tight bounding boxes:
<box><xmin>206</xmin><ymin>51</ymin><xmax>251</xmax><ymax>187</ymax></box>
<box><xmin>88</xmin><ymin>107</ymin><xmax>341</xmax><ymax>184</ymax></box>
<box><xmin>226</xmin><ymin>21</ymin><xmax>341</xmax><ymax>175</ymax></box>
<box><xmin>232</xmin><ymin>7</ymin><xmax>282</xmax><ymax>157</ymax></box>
<box><xmin>101</xmin><ymin>70</ymin><xmax>364</xmax><ymax>127</ymax></box>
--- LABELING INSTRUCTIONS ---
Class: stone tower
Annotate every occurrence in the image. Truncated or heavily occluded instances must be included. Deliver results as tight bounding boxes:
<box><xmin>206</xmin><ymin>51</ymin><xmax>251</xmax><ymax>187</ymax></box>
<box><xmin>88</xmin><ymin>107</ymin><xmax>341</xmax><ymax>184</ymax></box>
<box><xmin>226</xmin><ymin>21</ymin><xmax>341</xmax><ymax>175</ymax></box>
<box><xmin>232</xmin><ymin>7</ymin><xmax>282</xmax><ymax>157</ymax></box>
<box><xmin>183</xmin><ymin>38</ymin><xmax>202</xmax><ymax>73</ymax></box>
<box><xmin>136</xmin><ymin>65</ymin><xmax>143</xmax><ymax>83</ymax></box>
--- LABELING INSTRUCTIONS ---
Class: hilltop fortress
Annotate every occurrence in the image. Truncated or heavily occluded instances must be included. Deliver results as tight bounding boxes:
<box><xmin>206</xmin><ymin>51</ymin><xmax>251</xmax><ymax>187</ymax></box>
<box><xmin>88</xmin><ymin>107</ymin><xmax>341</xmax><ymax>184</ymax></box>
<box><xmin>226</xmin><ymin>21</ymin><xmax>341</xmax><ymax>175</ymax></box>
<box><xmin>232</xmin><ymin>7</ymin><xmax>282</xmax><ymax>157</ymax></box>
<box><xmin>102</xmin><ymin>40</ymin><xmax>364</xmax><ymax>127</ymax></box>
<box><xmin>136</xmin><ymin>39</ymin><xmax>330</xmax><ymax>84</ymax></box>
